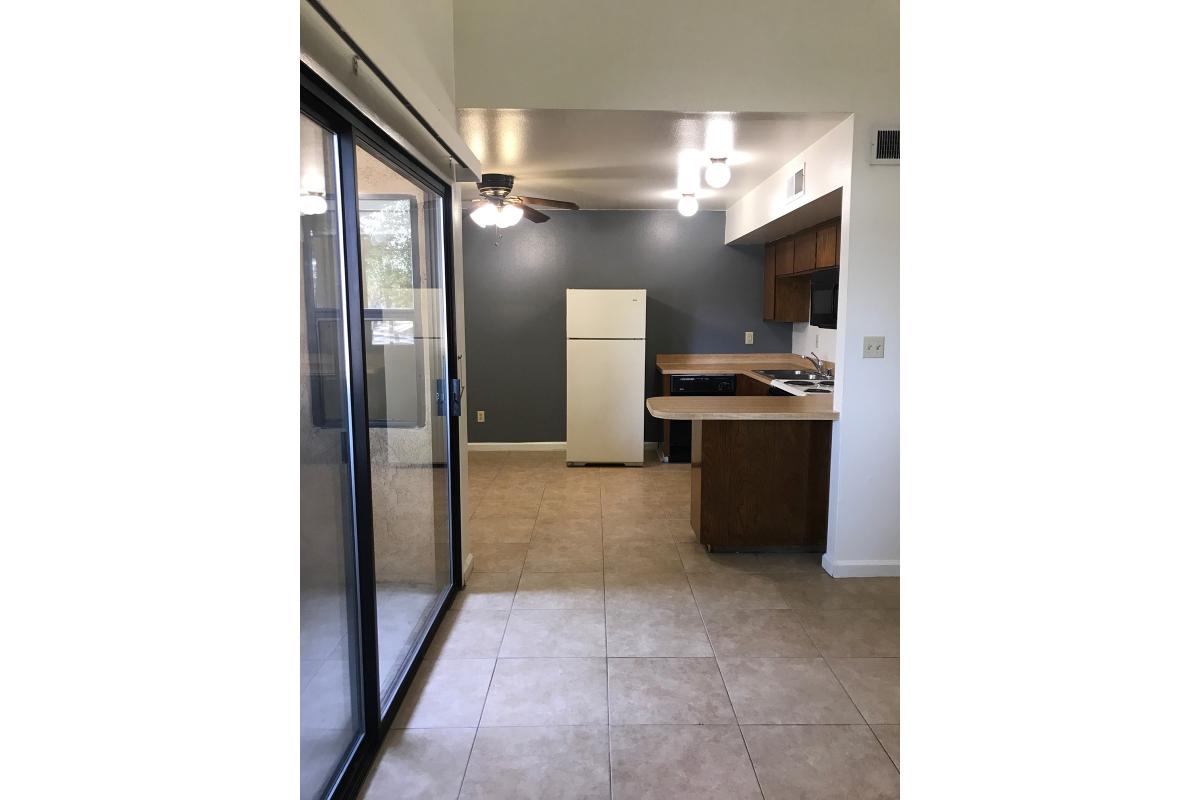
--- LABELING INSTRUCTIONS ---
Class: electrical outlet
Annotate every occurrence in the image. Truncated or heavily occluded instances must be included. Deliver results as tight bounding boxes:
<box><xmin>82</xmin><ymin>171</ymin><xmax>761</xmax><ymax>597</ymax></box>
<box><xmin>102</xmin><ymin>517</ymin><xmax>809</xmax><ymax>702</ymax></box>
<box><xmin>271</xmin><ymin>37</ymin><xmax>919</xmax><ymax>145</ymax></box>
<box><xmin>863</xmin><ymin>336</ymin><xmax>885</xmax><ymax>358</ymax></box>
<box><xmin>744</xmin><ymin>331</ymin><xmax>754</xmax><ymax>345</ymax></box>
<box><xmin>476</xmin><ymin>410</ymin><xmax>486</xmax><ymax>423</ymax></box>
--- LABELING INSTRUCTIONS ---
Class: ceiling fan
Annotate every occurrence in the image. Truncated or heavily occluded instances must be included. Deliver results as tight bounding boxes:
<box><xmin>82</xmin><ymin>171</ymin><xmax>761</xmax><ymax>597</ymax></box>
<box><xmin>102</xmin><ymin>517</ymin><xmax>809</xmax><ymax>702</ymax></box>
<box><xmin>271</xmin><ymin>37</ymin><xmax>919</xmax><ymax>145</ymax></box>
<box><xmin>468</xmin><ymin>173</ymin><xmax>579</xmax><ymax>228</ymax></box>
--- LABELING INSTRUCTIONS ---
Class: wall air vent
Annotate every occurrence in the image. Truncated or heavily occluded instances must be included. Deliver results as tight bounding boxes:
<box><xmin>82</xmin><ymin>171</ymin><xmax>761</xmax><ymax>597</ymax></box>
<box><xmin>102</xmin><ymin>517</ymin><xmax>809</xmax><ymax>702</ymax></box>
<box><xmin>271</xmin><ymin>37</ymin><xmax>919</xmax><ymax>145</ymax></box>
<box><xmin>869</xmin><ymin>128</ymin><xmax>900</xmax><ymax>165</ymax></box>
<box><xmin>787</xmin><ymin>162</ymin><xmax>805</xmax><ymax>199</ymax></box>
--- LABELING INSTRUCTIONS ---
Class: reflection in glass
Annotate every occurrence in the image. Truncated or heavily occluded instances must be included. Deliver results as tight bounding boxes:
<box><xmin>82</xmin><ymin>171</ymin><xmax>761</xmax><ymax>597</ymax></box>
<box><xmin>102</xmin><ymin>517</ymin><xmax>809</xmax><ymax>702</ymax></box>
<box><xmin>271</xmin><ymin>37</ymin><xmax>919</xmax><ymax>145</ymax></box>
<box><xmin>354</xmin><ymin>144</ymin><xmax>453</xmax><ymax>703</ymax></box>
<box><xmin>299</xmin><ymin>114</ymin><xmax>362</xmax><ymax>800</ymax></box>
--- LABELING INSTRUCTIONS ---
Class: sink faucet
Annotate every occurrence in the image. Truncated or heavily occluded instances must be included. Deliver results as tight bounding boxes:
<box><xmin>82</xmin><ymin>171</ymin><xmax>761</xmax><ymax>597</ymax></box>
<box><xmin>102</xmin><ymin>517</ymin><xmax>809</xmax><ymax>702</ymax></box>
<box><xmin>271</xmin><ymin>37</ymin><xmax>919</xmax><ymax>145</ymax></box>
<box><xmin>808</xmin><ymin>352</ymin><xmax>832</xmax><ymax>378</ymax></box>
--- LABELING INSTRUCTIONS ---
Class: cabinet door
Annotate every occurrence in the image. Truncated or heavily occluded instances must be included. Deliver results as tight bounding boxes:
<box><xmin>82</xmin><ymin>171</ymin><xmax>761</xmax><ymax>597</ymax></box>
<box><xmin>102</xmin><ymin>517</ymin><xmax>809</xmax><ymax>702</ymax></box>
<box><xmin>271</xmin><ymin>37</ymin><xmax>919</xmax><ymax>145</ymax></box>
<box><xmin>793</xmin><ymin>229</ymin><xmax>816</xmax><ymax>273</ymax></box>
<box><xmin>736</xmin><ymin>374</ymin><xmax>771</xmax><ymax>396</ymax></box>
<box><xmin>774</xmin><ymin>274</ymin><xmax>811</xmax><ymax>323</ymax></box>
<box><xmin>815</xmin><ymin>221</ymin><xmax>839</xmax><ymax>268</ymax></box>
<box><xmin>763</xmin><ymin>242</ymin><xmax>777</xmax><ymax>320</ymax></box>
<box><xmin>776</xmin><ymin>237</ymin><xmax>796</xmax><ymax>276</ymax></box>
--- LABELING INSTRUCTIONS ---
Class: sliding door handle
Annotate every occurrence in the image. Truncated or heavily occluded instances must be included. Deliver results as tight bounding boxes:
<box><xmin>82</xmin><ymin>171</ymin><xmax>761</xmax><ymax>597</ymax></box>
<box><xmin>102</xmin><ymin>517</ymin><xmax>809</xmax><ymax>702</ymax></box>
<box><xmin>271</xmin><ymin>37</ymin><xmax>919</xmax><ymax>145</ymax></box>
<box><xmin>436</xmin><ymin>378</ymin><xmax>465</xmax><ymax>417</ymax></box>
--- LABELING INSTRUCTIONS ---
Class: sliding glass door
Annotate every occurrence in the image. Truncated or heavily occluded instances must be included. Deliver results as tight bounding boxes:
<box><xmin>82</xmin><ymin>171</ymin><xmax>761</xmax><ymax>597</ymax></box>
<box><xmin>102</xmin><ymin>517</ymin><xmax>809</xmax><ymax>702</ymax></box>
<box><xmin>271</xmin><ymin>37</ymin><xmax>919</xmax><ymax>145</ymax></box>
<box><xmin>301</xmin><ymin>69</ymin><xmax>461</xmax><ymax>800</ymax></box>
<box><xmin>353</xmin><ymin>144</ymin><xmax>455</xmax><ymax>705</ymax></box>
<box><xmin>299</xmin><ymin>112</ymin><xmax>363</xmax><ymax>800</ymax></box>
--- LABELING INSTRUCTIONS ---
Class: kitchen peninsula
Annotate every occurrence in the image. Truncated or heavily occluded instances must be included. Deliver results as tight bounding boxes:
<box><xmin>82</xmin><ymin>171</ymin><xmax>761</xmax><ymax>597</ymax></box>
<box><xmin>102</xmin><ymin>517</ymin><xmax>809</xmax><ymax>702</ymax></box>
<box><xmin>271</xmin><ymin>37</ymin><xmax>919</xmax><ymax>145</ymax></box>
<box><xmin>649</xmin><ymin>354</ymin><xmax>839</xmax><ymax>552</ymax></box>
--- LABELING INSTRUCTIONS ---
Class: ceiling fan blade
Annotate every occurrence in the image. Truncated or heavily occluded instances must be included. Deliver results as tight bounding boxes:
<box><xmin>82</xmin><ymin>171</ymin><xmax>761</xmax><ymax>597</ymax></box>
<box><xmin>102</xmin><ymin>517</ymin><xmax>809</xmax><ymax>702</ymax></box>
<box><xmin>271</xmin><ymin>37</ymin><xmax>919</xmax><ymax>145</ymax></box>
<box><xmin>521</xmin><ymin>205</ymin><xmax>551</xmax><ymax>223</ymax></box>
<box><xmin>517</xmin><ymin>195</ymin><xmax>580</xmax><ymax>211</ymax></box>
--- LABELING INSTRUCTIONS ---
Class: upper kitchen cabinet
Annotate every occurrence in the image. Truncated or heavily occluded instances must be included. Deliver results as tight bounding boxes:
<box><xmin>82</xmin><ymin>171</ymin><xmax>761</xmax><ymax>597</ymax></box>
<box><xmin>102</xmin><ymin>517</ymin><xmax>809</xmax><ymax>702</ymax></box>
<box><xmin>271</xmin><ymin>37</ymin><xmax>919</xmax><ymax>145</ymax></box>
<box><xmin>782</xmin><ymin>229</ymin><xmax>816</xmax><ymax>276</ymax></box>
<box><xmin>815</xmin><ymin>219</ymin><xmax>840</xmax><ymax>269</ymax></box>
<box><xmin>775</xmin><ymin>237</ymin><xmax>795</xmax><ymax>276</ymax></box>
<box><xmin>761</xmin><ymin>216</ymin><xmax>839</xmax><ymax>323</ymax></box>
<box><xmin>762</xmin><ymin>242</ymin><xmax>777</xmax><ymax>320</ymax></box>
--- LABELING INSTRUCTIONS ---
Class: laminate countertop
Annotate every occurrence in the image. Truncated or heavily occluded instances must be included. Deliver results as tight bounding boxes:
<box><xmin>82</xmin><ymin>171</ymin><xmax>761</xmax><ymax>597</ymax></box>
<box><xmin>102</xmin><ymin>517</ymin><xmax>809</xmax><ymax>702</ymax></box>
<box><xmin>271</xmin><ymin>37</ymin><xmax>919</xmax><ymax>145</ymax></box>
<box><xmin>646</xmin><ymin>394</ymin><xmax>838</xmax><ymax>421</ymax></box>
<box><xmin>650</xmin><ymin>353</ymin><xmax>838</xmax><ymax>421</ymax></box>
<box><xmin>655</xmin><ymin>353</ymin><xmax>826</xmax><ymax>385</ymax></box>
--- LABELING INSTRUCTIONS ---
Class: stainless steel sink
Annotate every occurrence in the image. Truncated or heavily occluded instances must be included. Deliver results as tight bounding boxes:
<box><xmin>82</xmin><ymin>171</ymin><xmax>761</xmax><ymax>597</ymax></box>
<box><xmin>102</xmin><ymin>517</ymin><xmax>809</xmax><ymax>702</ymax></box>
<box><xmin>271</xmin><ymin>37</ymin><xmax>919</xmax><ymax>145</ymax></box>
<box><xmin>755</xmin><ymin>369</ymin><xmax>829</xmax><ymax>380</ymax></box>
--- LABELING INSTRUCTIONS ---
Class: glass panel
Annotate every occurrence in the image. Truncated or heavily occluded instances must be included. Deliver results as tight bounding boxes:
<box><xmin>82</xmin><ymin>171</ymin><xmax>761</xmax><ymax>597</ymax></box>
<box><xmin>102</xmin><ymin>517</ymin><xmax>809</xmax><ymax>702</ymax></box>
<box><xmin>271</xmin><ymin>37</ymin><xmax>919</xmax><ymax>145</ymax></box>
<box><xmin>299</xmin><ymin>113</ymin><xmax>362</xmax><ymax>800</ymax></box>
<box><xmin>354</xmin><ymin>144</ymin><xmax>453</xmax><ymax>703</ymax></box>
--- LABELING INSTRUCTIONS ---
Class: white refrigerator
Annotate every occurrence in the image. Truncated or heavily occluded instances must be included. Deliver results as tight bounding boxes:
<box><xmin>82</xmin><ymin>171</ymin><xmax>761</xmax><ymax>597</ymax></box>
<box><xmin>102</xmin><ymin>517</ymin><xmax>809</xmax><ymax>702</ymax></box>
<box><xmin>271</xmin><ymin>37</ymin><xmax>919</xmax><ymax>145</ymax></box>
<box><xmin>566</xmin><ymin>289</ymin><xmax>647</xmax><ymax>466</ymax></box>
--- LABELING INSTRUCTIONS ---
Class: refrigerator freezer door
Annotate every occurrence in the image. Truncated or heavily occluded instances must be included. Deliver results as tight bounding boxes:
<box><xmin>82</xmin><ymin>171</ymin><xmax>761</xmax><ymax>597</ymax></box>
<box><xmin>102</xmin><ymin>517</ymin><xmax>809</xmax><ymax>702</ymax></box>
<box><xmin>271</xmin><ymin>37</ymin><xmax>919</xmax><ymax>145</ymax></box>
<box><xmin>566</xmin><ymin>338</ymin><xmax>646</xmax><ymax>464</ymax></box>
<box><xmin>566</xmin><ymin>289</ymin><xmax>647</xmax><ymax>339</ymax></box>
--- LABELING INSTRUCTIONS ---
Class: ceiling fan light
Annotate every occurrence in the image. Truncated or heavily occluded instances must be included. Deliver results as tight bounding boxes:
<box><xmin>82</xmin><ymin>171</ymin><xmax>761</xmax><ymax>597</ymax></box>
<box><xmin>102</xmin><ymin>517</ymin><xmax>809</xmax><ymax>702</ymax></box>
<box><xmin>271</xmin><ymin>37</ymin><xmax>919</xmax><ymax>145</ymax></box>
<box><xmin>705</xmin><ymin>158</ymin><xmax>731</xmax><ymax>189</ymax></box>
<box><xmin>470</xmin><ymin>202</ymin><xmax>499</xmax><ymax>227</ymax></box>
<box><xmin>299</xmin><ymin>192</ymin><xmax>328</xmax><ymax>216</ymax></box>
<box><xmin>677</xmin><ymin>193</ymin><xmax>699</xmax><ymax>217</ymax></box>
<box><xmin>496</xmin><ymin>202</ymin><xmax>524</xmax><ymax>228</ymax></box>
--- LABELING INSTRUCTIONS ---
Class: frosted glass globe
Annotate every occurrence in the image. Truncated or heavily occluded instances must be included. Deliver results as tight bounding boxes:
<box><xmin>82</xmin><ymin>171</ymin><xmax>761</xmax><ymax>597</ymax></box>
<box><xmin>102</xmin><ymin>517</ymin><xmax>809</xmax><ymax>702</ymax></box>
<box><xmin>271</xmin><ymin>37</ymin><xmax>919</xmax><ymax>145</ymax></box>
<box><xmin>470</xmin><ymin>202</ymin><xmax>499</xmax><ymax>227</ymax></box>
<box><xmin>299</xmin><ymin>193</ymin><xmax>328</xmax><ymax>216</ymax></box>
<box><xmin>496</xmin><ymin>203</ymin><xmax>524</xmax><ymax>228</ymax></box>
<box><xmin>705</xmin><ymin>159</ymin><xmax>731</xmax><ymax>188</ymax></box>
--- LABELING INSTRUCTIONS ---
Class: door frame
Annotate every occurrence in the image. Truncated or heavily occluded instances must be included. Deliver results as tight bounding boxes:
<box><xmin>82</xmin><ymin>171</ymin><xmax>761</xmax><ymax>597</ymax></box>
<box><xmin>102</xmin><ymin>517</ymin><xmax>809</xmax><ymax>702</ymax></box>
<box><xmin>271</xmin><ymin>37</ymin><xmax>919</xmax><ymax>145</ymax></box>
<box><xmin>302</xmin><ymin>65</ymin><xmax>464</xmax><ymax>800</ymax></box>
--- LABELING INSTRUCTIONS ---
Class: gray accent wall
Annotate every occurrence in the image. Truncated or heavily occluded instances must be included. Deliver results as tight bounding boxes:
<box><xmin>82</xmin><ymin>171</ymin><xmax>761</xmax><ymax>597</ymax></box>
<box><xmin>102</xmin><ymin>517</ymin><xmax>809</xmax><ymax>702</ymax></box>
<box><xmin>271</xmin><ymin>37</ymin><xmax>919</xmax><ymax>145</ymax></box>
<box><xmin>463</xmin><ymin>210</ymin><xmax>791</xmax><ymax>443</ymax></box>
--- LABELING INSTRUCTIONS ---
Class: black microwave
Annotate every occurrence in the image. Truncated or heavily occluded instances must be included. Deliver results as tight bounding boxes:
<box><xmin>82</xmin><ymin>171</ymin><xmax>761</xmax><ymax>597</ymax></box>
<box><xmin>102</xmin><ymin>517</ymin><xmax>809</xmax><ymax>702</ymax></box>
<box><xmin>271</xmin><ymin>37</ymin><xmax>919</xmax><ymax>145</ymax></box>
<box><xmin>810</xmin><ymin>267</ymin><xmax>838</xmax><ymax>329</ymax></box>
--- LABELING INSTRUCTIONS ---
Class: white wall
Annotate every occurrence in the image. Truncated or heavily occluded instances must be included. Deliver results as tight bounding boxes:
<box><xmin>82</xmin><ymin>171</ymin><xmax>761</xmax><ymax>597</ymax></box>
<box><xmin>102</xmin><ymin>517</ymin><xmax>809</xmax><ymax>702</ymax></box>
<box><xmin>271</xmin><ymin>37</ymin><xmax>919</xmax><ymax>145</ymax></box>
<box><xmin>726</xmin><ymin>120</ymin><xmax>854</xmax><ymax>244</ymax></box>
<box><xmin>322</xmin><ymin>0</ymin><xmax>457</xmax><ymax>127</ymax></box>
<box><xmin>827</xmin><ymin>117</ymin><xmax>900</xmax><ymax>576</ymax></box>
<box><xmin>792</xmin><ymin>324</ymin><xmax>838</xmax><ymax>366</ymax></box>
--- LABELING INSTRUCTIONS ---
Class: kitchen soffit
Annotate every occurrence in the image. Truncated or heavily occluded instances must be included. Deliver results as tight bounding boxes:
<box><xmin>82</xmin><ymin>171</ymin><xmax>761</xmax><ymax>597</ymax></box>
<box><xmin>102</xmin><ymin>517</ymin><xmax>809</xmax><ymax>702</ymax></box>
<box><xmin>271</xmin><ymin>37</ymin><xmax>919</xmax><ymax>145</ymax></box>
<box><xmin>456</xmin><ymin>108</ymin><xmax>849</xmax><ymax>211</ymax></box>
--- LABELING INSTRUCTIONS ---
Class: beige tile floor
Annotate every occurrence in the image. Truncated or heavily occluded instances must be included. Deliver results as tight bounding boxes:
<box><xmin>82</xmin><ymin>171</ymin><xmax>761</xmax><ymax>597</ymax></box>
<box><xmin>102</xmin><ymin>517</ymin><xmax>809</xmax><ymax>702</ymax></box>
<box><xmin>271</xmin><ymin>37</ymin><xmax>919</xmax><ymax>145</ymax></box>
<box><xmin>359</xmin><ymin>449</ymin><xmax>900</xmax><ymax>800</ymax></box>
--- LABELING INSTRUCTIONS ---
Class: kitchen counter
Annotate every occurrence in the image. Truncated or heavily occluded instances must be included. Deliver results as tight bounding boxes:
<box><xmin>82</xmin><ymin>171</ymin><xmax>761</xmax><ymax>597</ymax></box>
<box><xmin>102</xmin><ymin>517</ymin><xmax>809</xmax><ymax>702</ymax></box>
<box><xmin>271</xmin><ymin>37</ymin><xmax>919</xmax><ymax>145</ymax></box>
<box><xmin>650</xmin><ymin>353</ymin><xmax>835</xmax><ymax>552</ymax></box>
<box><xmin>656</xmin><ymin>353</ymin><xmax>825</xmax><ymax>386</ymax></box>
<box><xmin>646</xmin><ymin>395</ymin><xmax>838</xmax><ymax>421</ymax></box>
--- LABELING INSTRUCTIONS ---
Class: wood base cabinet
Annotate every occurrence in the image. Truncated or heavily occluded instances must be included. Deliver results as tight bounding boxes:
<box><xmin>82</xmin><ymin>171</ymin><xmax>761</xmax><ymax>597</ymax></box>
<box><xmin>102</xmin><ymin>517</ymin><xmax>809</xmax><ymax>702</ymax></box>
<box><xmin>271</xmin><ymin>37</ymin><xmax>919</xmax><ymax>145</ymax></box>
<box><xmin>690</xmin><ymin>419</ymin><xmax>831</xmax><ymax>550</ymax></box>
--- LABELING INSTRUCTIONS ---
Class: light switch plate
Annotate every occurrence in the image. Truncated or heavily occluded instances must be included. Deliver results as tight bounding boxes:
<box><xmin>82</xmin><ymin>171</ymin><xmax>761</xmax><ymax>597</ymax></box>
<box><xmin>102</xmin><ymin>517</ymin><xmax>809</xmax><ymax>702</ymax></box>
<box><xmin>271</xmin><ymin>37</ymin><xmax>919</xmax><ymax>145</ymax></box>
<box><xmin>863</xmin><ymin>336</ymin><xmax>885</xmax><ymax>358</ymax></box>
<box><xmin>476</xmin><ymin>410</ymin><xmax>485</xmax><ymax>423</ymax></box>
<box><xmin>744</xmin><ymin>331</ymin><xmax>754</xmax><ymax>345</ymax></box>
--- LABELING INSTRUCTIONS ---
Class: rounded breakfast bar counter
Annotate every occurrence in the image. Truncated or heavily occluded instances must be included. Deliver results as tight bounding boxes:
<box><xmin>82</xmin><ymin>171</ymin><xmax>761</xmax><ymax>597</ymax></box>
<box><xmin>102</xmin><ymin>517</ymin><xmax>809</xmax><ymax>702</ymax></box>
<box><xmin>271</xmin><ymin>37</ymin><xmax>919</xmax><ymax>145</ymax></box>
<box><xmin>645</xmin><ymin>395</ymin><xmax>839</xmax><ymax>421</ymax></box>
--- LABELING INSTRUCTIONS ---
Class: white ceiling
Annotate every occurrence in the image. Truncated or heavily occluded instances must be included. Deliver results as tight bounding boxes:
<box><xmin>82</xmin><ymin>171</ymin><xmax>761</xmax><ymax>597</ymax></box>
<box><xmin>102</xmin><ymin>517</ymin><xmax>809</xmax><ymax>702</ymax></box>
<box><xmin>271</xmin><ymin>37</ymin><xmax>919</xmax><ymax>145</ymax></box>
<box><xmin>456</xmin><ymin>109</ymin><xmax>849</xmax><ymax>211</ymax></box>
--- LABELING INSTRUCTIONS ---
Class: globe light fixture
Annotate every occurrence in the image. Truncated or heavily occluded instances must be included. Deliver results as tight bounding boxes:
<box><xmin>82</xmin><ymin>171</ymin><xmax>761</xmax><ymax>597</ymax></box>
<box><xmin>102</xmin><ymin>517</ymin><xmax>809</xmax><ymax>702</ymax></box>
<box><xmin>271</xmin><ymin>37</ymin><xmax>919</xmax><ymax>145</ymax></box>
<box><xmin>705</xmin><ymin>157</ymin><xmax>731</xmax><ymax>189</ymax></box>
<box><xmin>470</xmin><ymin>201</ymin><xmax>499</xmax><ymax>227</ymax></box>
<box><xmin>496</xmin><ymin>202</ymin><xmax>524</xmax><ymax>228</ymax></box>
<box><xmin>677</xmin><ymin>193</ymin><xmax>699</xmax><ymax>217</ymax></box>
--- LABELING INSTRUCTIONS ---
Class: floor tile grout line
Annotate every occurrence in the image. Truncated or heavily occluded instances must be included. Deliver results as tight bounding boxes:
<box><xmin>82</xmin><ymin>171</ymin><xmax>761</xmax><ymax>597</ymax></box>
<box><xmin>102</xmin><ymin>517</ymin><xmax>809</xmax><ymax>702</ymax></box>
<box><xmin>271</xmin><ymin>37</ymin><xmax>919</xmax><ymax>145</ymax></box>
<box><xmin>455</xmin><ymin>648</ymin><xmax>503</xmax><ymax>800</ymax></box>
<box><xmin>602</xmin><ymin>511</ymin><xmax>613</xmax><ymax>799</ymax></box>
<box><xmin>818</xmin><ymin>653</ymin><xmax>870</xmax><ymax>726</ymax></box>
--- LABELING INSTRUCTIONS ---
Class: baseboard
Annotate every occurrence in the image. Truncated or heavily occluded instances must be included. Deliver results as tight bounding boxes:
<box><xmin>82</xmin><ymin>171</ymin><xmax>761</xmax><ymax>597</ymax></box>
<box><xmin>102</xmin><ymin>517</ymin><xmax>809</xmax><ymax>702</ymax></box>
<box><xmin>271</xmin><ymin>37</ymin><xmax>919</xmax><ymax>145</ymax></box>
<box><xmin>468</xmin><ymin>441</ymin><xmax>566</xmax><ymax>451</ymax></box>
<box><xmin>821</xmin><ymin>554</ymin><xmax>900</xmax><ymax>578</ymax></box>
<box><xmin>467</xmin><ymin>441</ymin><xmax>658</xmax><ymax>452</ymax></box>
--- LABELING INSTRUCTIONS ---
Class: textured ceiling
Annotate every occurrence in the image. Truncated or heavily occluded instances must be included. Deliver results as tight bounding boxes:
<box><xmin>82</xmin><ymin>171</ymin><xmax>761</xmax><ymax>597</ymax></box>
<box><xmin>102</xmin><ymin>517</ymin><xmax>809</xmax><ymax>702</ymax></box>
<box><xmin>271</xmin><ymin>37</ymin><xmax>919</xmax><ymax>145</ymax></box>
<box><xmin>456</xmin><ymin>108</ymin><xmax>848</xmax><ymax>212</ymax></box>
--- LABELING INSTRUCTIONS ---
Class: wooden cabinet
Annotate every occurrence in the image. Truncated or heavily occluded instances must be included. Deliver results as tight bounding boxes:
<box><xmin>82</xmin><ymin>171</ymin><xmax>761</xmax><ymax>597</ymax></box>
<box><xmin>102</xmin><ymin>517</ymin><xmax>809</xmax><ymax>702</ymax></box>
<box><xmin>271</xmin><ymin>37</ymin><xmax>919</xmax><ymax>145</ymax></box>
<box><xmin>691</xmin><ymin>418</ymin><xmax>831</xmax><ymax>550</ymax></box>
<box><xmin>792</xmin><ymin>229</ymin><xmax>816</xmax><ymax>274</ymax></box>
<box><xmin>776</xmin><ymin>237</ymin><xmax>795</xmax><ymax>276</ymax></box>
<box><xmin>736</xmin><ymin>374</ymin><xmax>770</xmax><ymax>396</ymax></box>
<box><xmin>779</xmin><ymin>230</ymin><xmax>814</xmax><ymax>276</ymax></box>
<box><xmin>815</xmin><ymin>220</ymin><xmax>839</xmax><ymax>269</ymax></box>
<box><xmin>762</xmin><ymin>217</ymin><xmax>838</xmax><ymax>322</ymax></box>
<box><xmin>762</xmin><ymin>242</ymin><xmax>777</xmax><ymax>320</ymax></box>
